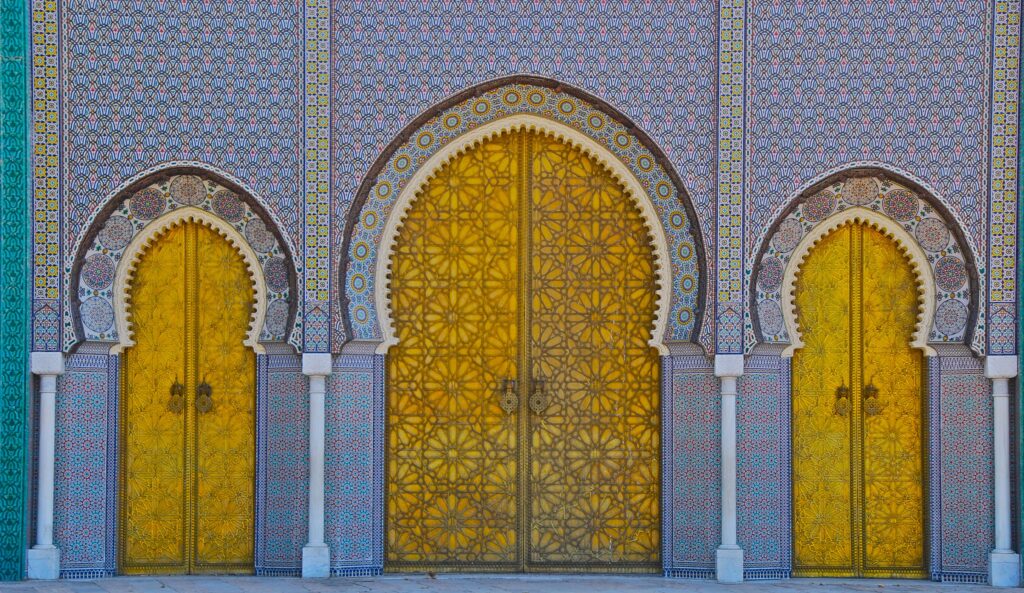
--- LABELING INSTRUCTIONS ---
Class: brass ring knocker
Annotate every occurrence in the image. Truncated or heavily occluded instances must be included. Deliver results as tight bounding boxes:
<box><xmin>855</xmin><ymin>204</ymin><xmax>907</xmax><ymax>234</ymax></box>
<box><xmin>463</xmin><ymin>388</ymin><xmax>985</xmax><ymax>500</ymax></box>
<box><xmin>168</xmin><ymin>378</ymin><xmax>185</xmax><ymax>414</ymax></box>
<box><xmin>196</xmin><ymin>379</ymin><xmax>213</xmax><ymax>414</ymax></box>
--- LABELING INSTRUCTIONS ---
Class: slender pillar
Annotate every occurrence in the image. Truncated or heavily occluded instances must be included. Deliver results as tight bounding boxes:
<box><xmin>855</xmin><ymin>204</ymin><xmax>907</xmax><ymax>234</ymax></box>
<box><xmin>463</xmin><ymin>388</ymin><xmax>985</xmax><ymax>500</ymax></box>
<box><xmin>714</xmin><ymin>354</ymin><xmax>744</xmax><ymax>583</ymax></box>
<box><xmin>27</xmin><ymin>352</ymin><xmax>64</xmax><ymax>580</ymax></box>
<box><xmin>302</xmin><ymin>353</ymin><xmax>332</xmax><ymax>578</ymax></box>
<box><xmin>987</xmin><ymin>355</ymin><xmax>1020</xmax><ymax>587</ymax></box>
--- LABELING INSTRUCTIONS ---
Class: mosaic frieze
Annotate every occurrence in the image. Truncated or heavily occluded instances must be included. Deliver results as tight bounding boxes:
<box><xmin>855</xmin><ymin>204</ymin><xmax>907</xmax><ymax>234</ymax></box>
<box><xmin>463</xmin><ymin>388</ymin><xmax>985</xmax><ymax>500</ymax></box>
<box><xmin>753</xmin><ymin>176</ymin><xmax>978</xmax><ymax>350</ymax></box>
<box><xmin>76</xmin><ymin>175</ymin><xmax>295</xmax><ymax>346</ymax></box>
<box><xmin>345</xmin><ymin>83</ymin><xmax>702</xmax><ymax>343</ymax></box>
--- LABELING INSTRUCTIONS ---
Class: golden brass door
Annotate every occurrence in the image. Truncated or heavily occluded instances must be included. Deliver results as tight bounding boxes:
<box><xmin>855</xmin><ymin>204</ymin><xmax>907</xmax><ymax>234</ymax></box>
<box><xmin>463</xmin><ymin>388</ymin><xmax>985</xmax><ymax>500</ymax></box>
<box><xmin>386</xmin><ymin>130</ymin><xmax>661</xmax><ymax>572</ymax></box>
<box><xmin>791</xmin><ymin>222</ymin><xmax>926</xmax><ymax>578</ymax></box>
<box><xmin>121</xmin><ymin>222</ymin><xmax>255</xmax><ymax>574</ymax></box>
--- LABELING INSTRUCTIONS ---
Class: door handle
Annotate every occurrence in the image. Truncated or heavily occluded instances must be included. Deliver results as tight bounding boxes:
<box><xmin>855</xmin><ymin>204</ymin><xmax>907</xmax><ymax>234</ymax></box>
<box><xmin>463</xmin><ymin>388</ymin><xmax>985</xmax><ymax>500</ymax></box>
<box><xmin>168</xmin><ymin>379</ymin><xmax>185</xmax><ymax>414</ymax></box>
<box><xmin>196</xmin><ymin>380</ymin><xmax>213</xmax><ymax>414</ymax></box>
<box><xmin>529</xmin><ymin>376</ymin><xmax>549</xmax><ymax>414</ymax></box>
<box><xmin>498</xmin><ymin>378</ymin><xmax>518</xmax><ymax>414</ymax></box>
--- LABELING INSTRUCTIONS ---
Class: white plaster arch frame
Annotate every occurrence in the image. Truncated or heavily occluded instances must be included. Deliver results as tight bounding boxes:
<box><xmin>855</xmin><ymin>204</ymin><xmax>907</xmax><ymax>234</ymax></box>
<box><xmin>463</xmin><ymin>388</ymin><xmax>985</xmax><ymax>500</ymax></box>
<box><xmin>110</xmin><ymin>207</ymin><xmax>268</xmax><ymax>355</ymax></box>
<box><xmin>374</xmin><ymin>114</ymin><xmax>673</xmax><ymax>355</ymax></box>
<box><xmin>781</xmin><ymin>207</ymin><xmax>937</xmax><ymax>358</ymax></box>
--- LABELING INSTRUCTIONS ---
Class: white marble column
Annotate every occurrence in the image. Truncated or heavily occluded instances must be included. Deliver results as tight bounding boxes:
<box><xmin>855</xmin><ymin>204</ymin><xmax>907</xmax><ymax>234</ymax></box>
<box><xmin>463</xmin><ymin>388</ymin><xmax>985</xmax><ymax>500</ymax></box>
<box><xmin>27</xmin><ymin>352</ymin><xmax>64</xmax><ymax>580</ymax></box>
<box><xmin>986</xmin><ymin>355</ymin><xmax>1020</xmax><ymax>587</ymax></box>
<box><xmin>714</xmin><ymin>354</ymin><xmax>744</xmax><ymax>583</ymax></box>
<box><xmin>302</xmin><ymin>353</ymin><xmax>332</xmax><ymax>578</ymax></box>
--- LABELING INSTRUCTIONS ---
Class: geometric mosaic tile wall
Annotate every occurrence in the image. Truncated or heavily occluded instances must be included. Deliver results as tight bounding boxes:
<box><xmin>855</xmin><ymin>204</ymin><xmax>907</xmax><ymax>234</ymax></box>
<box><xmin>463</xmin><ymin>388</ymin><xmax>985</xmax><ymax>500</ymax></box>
<box><xmin>736</xmin><ymin>352</ymin><xmax>791</xmax><ymax>580</ymax></box>
<box><xmin>255</xmin><ymin>355</ymin><xmax>308</xmax><ymax>576</ymax></box>
<box><xmin>932</xmin><ymin>349</ymin><xmax>994</xmax><ymax>582</ymax></box>
<box><xmin>53</xmin><ymin>353</ymin><xmax>117</xmax><ymax>579</ymax></box>
<box><xmin>662</xmin><ymin>354</ymin><xmax>720</xmax><ymax>578</ymax></box>
<box><xmin>325</xmin><ymin>354</ymin><xmax>384</xmax><ymax>576</ymax></box>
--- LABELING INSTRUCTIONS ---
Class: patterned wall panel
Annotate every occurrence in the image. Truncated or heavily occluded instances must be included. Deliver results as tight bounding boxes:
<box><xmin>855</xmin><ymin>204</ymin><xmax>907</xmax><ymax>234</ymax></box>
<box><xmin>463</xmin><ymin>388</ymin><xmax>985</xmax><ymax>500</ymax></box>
<box><xmin>663</xmin><ymin>354</ymin><xmax>719</xmax><ymax>578</ymax></box>
<box><xmin>34</xmin><ymin>0</ymin><xmax>305</xmax><ymax>350</ymax></box>
<box><xmin>746</xmin><ymin>1</ymin><xmax>990</xmax><ymax>259</ymax></box>
<box><xmin>0</xmin><ymin>0</ymin><xmax>30</xmax><ymax>577</ymax></box>
<box><xmin>736</xmin><ymin>354</ymin><xmax>790</xmax><ymax>579</ymax></box>
<box><xmin>53</xmin><ymin>354</ymin><xmax>117</xmax><ymax>579</ymax></box>
<box><xmin>932</xmin><ymin>351</ymin><xmax>993</xmax><ymax>582</ymax></box>
<box><xmin>325</xmin><ymin>354</ymin><xmax>383</xmax><ymax>575</ymax></box>
<box><xmin>333</xmin><ymin>1</ymin><xmax>718</xmax><ymax>348</ymax></box>
<box><xmin>255</xmin><ymin>354</ymin><xmax>308</xmax><ymax>576</ymax></box>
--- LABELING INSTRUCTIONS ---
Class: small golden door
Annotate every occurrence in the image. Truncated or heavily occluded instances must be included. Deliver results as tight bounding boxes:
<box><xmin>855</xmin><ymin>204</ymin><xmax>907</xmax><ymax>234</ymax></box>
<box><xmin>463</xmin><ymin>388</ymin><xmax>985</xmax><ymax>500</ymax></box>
<box><xmin>791</xmin><ymin>222</ymin><xmax>926</xmax><ymax>578</ymax></box>
<box><xmin>120</xmin><ymin>222</ymin><xmax>255</xmax><ymax>574</ymax></box>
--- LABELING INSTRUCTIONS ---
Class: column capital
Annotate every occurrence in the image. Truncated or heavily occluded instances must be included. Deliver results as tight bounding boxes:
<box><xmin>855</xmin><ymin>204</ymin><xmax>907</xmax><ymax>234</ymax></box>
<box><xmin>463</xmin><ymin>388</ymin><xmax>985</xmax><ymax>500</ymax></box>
<box><xmin>30</xmin><ymin>352</ymin><xmax>64</xmax><ymax>376</ymax></box>
<box><xmin>714</xmin><ymin>354</ymin><xmax>744</xmax><ymax>378</ymax></box>
<box><xmin>302</xmin><ymin>353</ymin><xmax>333</xmax><ymax>377</ymax></box>
<box><xmin>985</xmin><ymin>355</ymin><xmax>1018</xmax><ymax>380</ymax></box>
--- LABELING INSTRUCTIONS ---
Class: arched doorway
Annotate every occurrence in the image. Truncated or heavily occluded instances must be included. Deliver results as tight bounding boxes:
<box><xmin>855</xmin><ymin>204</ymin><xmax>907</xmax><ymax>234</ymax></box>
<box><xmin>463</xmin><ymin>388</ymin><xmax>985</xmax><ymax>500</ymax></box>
<box><xmin>119</xmin><ymin>221</ymin><xmax>256</xmax><ymax>574</ymax></box>
<box><xmin>385</xmin><ymin>130</ymin><xmax>661</xmax><ymax>572</ymax></box>
<box><xmin>791</xmin><ymin>220</ymin><xmax>927</xmax><ymax>578</ymax></box>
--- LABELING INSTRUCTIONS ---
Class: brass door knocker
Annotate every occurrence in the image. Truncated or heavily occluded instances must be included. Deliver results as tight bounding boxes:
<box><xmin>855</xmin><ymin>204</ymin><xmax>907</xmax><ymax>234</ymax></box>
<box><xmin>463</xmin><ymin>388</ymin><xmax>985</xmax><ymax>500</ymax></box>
<box><xmin>168</xmin><ymin>379</ymin><xmax>185</xmax><ymax>413</ymax></box>
<box><xmin>833</xmin><ymin>382</ymin><xmax>850</xmax><ymax>417</ymax></box>
<box><xmin>863</xmin><ymin>379</ymin><xmax>882</xmax><ymax>417</ymax></box>
<box><xmin>529</xmin><ymin>376</ymin><xmax>550</xmax><ymax>414</ymax></box>
<box><xmin>499</xmin><ymin>378</ymin><xmax>518</xmax><ymax>414</ymax></box>
<box><xmin>196</xmin><ymin>380</ymin><xmax>213</xmax><ymax>414</ymax></box>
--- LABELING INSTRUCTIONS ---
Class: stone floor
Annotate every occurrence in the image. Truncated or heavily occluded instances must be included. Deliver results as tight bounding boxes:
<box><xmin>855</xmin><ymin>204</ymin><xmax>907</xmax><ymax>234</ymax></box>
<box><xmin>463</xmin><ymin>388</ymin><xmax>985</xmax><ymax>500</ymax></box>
<box><xmin>0</xmin><ymin>576</ymin><xmax>1017</xmax><ymax>593</ymax></box>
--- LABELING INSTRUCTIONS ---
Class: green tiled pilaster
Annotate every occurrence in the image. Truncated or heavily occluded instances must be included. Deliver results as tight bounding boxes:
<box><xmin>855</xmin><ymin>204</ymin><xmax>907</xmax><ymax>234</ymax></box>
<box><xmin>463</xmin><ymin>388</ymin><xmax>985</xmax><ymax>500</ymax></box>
<box><xmin>0</xmin><ymin>0</ymin><xmax>31</xmax><ymax>581</ymax></box>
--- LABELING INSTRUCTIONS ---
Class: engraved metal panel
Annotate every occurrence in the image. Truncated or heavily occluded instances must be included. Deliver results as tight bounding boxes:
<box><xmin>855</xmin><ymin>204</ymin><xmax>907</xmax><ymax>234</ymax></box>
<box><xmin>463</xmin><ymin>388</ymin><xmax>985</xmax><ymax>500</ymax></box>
<box><xmin>121</xmin><ymin>222</ymin><xmax>255</xmax><ymax>574</ymax></box>
<box><xmin>791</xmin><ymin>222</ymin><xmax>925</xmax><ymax>578</ymax></box>
<box><xmin>386</xmin><ymin>131</ymin><xmax>660</xmax><ymax>572</ymax></box>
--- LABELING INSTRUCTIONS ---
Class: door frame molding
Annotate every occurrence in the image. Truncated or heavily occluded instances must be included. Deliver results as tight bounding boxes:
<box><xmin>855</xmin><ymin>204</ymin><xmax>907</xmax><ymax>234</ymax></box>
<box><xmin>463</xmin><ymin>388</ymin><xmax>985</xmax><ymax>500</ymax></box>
<box><xmin>111</xmin><ymin>207</ymin><xmax>268</xmax><ymax>354</ymax></box>
<box><xmin>373</xmin><ymin>116</ymin><xmax>673</xmax><ymax>355</ymax></box>
<box><xmin>780</xmin><ymin>208</ymin><xmax>937</xmax><ymax>358</ymax></box>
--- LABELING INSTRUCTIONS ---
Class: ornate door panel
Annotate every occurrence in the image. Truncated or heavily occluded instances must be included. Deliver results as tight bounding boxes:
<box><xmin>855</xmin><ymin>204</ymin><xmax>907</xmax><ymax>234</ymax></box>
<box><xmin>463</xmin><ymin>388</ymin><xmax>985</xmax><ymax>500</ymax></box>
<box><xmin>791</xmin><ymin>222</ymin><xmax>925</xmax><ymax>578</ymax></box>
<box><xmin>387</xmin><ymin>133</ymin><xmax>521</xmax><ymax>569</ymax></box>
<box><xmin>121</xmin><ymin>222</ymin><xmax>255</xmax><ymax>574</ymax></box>
<box><xmin>528</xmin><ymin>134</ymin><xmax>660</xmax><ymax>569</ymax></box>
<box><xmin>386</xmin><ymin>131</ymin><xmax>660</xmax><ymax>572</ymax></box>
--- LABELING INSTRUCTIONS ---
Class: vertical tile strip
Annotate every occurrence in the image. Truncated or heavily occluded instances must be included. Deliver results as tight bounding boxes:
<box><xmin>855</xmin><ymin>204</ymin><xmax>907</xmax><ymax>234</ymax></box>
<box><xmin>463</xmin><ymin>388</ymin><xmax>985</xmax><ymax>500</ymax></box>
<box><xmin>988</xmin><ymin>1</ymin><xmax>1021</xmax><ymax>355</ymax></box>
<box><xmin>0</xmin><ymin>0</ymin><xmax>29</xmax><ymax>579</ymax></box>
<box><xmin>716</xmin><ymin>0</ymin><xmax>746</xmax><ymax>354</ymax></box>
<box><xmin>304</xmin><ymin>0</ymin><xmax>332</xmax><ymax>352</ymax></box>
<box><xmin>29</xmin><ymin>0</ymin><xmax>60</xmax><ymax>351</ymax></box>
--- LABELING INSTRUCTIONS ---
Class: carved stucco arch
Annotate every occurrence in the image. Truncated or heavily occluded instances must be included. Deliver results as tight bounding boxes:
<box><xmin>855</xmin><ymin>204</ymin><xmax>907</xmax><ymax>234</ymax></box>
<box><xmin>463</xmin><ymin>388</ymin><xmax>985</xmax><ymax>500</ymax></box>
<box><xmin>781</xmin><ymin>208</ymin><xmax>936</xmax><ymax>358</ymax></box>
<box><xmin>65</xmin><ymin>161</ymin><xmax>302</xmax><ymax>351</ymax></box>
<box><xmin>111</xmin><ymin>207</ymin><xmax>268</xmax><ymax>355</ymax></box>
<box><xmin>373</xmin><ymin>114</ymin><xmax>673</xmax><ymax>355</ymax></box>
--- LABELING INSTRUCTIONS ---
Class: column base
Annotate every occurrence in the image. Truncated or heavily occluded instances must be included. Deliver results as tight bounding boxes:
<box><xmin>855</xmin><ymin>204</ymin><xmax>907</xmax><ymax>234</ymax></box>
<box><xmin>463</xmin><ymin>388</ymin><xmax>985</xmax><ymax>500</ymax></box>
<box><xmin>989</xmin><ymin>550</ymin><xmax>1020</xmax><ymax>587</ymax></box>
<box><xmin>26</xmin><ymin>546</ymin><xmax>60</xmax><ymax>580</ymax></box>
<box><xmin>715</xmin><ymin>545</ymin><xmax>744</xmax><ymax>584</ymax></box>
<box><xmin>302</xmin><ymin>543</ymin><xmax>331</xmax><ymax>578</ymax></box>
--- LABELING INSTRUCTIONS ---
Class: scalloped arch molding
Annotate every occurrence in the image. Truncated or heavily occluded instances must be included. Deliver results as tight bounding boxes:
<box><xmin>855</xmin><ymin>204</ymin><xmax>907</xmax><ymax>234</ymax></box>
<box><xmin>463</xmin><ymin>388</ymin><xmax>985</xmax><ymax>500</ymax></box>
<box><xmin>780</xmin><ymin>208</ymin><xmax>936</xmax><ymax>358</ymax></box>
<box><xmin>345</xmin><ymin>83</ymin><xmax>704</xmax><ymax>348</ymax></box>
<box><xmin>374</xmin><ymin>116</ymin><xmax>672</xmax><ymax>354</ymax></box>
<box><xmin>111</xmin><ymin>207</ymin><xmax>268</xmax><ymax>355</ymax></box>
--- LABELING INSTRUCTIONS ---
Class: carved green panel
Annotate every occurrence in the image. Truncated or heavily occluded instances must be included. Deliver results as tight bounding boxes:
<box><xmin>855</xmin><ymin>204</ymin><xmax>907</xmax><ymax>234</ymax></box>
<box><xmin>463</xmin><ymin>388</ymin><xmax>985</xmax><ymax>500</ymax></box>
<box><xmin>0</xmin><ymin>0</ymin><xmax>30</xmax><ymax>580</ymax></box>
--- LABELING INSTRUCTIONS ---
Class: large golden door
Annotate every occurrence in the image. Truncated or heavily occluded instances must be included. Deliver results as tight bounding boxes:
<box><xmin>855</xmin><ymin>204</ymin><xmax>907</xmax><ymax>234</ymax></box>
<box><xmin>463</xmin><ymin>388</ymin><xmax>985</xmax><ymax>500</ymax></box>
<box><xmin>387</xmin><ymin>131</ymin><xmax>661</xmax><ymax>572</ymax></box>
<box><xmin>791</xmin><ymin>221</ymin><xmax>926</xmax><ymax>578</ymax></box>
<box><xmin>121</xmin><ymin>222</ymin><xmax>256</xmax><ymax>574</ymax></box>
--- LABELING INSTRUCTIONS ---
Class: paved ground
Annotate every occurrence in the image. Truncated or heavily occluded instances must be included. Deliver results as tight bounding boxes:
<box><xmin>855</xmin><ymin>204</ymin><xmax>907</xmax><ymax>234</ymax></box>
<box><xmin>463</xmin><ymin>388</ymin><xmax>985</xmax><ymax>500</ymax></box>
<box><xmin>0</xmin><ymin>575</ymin><xmax>1017</xmax><ymax>593</ymax></box>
